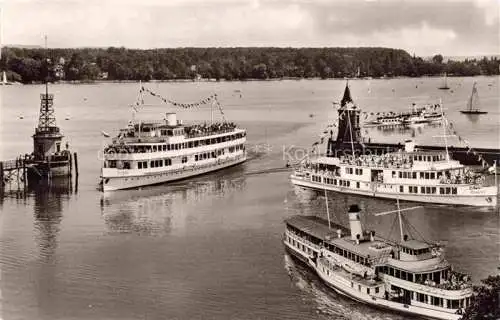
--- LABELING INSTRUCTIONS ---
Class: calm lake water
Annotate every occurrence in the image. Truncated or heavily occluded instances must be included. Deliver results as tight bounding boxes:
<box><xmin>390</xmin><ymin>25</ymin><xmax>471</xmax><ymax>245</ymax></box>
<box><xmin>0</xmin><ymin>77</ymin><xmax>499</xmax><ymax>320</ymax></box>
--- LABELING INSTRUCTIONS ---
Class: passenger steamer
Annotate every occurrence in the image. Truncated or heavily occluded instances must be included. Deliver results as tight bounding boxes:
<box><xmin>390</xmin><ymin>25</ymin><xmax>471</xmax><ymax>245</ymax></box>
<box><xmin>364</xmin><ymin>104</ymin><xmax>443</xmax><ymax>127</ymax></box>
<box><xmin>100</xmin><ymin>90</ymin><xmax>246</xmax><ymax>191</ymax></box>
<box><xmin>283</xmin><ymin>204</ymin><xmax>473</xmax><ymax>320</ymax></box>
<box><xmin>291</xmin><ymin>85</ymin><xmax>497</xmax><ymax>207</ymax></box>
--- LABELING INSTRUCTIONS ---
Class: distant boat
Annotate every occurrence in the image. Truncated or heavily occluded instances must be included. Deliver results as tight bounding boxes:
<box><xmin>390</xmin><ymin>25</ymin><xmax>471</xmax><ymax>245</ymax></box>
<box><xmin>438</xmin><ymin>73</ymin><xmax>450</xmax><ymax>90</ymax></box>
<box><xmin>0</xmin><ymin>71</ymin><xmax>12</xmax><ymax>85</ymax></box>
<box><xmin>101</xmin><ymin>131</ymin><xmax>110</xmax><ymax>137</ymax></box>
<box><xmin>460</xmin><ymin>82</ymin><xmax>487</xmax><ymax>115</ymax></box>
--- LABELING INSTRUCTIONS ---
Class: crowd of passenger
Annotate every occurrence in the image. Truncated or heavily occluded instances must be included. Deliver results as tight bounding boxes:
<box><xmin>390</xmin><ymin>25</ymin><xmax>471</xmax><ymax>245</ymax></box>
<box><xmin>418</xmin><ymin>271</ymin><xmax>472</xmax><ymax>290</ymax></box>
<box><xmin>184</xmin><ymin>122</ymin><xmax>237</xmax><ymax>136</ymax></box>
<box><xmin>339</xmin><ymin>154</ymin><xmax>413</xmax><ymax>169</ymax></box>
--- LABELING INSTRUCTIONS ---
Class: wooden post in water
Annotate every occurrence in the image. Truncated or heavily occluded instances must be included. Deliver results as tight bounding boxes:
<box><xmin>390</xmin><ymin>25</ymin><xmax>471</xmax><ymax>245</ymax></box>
<box><xmin>68</xmin><ymin>152</ymin><xmax>73</xmax><ymax>178</ymax></box>
<box><xmin>0</xmin><ymin>161</ymin><xmax>4</xmax><ymax>188</ymax></box>
<box><xmin>74</xmin><ymin>152</ymin><xmax>79</xmax><ymax>178</ymax></box>
<box><xmin>16</xmin><ymin>157</ymin><xmax>19</xmax><ymax>187</ymax></box>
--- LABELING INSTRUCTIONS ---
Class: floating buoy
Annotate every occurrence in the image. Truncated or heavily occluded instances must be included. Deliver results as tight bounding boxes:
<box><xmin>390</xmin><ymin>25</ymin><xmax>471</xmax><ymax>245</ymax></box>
<box><xmin>18</xmin><ymin>115</ymin><xmax>24</xmax><ymax>119</ymax></box>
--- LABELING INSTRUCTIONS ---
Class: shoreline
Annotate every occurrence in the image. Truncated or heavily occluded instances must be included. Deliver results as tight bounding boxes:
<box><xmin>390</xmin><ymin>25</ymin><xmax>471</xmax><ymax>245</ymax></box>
<box><xmin>13</xmin><ymin>74</ymin><xmax>499</xmax><ymax>86</ymax></box>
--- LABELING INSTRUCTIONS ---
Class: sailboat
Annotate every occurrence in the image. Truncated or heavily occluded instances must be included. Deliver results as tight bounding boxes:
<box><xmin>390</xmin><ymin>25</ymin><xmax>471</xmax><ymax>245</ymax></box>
<box><xmin>460</xmin><ymin>82</ymin><xmax>487</xmax><ymax>114</ymax></box>
<box><xmin>438</xmin><ymin>73</ymin><xmax>450</xmax><ymax>90</ymax></box>
<box><xmin>1</xmin><ymin>70</ymin><xmax>11</xmax><ymax>85</ymax></box>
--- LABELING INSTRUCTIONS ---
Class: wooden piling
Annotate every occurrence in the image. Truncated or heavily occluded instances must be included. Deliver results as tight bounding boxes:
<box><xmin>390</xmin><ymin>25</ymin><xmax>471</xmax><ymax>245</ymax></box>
<box><xmin>16</xmin><ymin>157</ymin><xmax>19</xmax><ymax>186</ymax></box>
<box><xmin>0</xmin><ymin>161</ymin><xmax>4</xmax><ymax>188</ymax></box>
<box><xmin>68</xmin><ymin>152</ymin><xmax>73</xmax><ymax>177</ymax></box>
<box><xmin>74</xmin><ymin>152</ymin><xmax>79</xmax><ymax>178</ymax></box>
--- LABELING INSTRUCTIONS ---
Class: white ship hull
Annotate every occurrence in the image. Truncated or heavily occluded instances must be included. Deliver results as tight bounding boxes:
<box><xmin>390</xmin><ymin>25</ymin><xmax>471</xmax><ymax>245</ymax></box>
<box><xmin>291</xmin><ymin>175</ymin><xmax>497</xmax><ymax>207</ymax></box>
<box><xmin>102</xmin><ymin>155</ymin><xmax>246</xmax><ymax>191</ymax></box>
<box><xmin>284</xmin><ymin>241</ymin><xmax>463</xmax><ymax>320</ymax></box>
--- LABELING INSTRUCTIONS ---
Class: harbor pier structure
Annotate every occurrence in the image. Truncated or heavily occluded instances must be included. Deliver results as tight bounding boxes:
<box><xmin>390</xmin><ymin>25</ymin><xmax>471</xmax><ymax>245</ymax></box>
<box><xmin>1</xmin><ymin>86</ymin><xmax>78</xmax><ymax>192</ymax></box>
<box><xmin>327</xmin><ymin>84</ymin><xmax>500</xmax><ymax>167</ymax></box>
<box><xmin>30</xmin><ymin>89</ymin><xmax>72</xmax><ymax>178</ymax></box>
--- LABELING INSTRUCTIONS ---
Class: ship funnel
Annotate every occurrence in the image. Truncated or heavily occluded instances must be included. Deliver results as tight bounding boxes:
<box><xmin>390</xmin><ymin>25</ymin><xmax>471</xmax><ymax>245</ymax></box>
<box><xmin>166</xmin><ymin>112</ymin><xmax>177</xmax><ymax>126</ymax></box>
<box><xmin>348</xmin><ymin>204</ymin><xmax>364</xmax><ymax>242</ymax></box>
<box><xmin>404</xmin><ymin>140</ymin><xmax>415</xmax><ymax>153</ymax></box>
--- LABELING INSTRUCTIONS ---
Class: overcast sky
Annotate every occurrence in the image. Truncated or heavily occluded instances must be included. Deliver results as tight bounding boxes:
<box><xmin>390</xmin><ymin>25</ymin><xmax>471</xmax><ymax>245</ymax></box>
<box><xmin>1</xmin><ymin>0</ymin><xmax>499</xmax><ymax>56</ymax></box>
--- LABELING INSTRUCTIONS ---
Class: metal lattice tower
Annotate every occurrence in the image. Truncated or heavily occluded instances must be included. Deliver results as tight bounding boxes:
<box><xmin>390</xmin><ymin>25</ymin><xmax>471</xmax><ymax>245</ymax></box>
<box><xmin>37</xmin><ymin>89</ymin><xmax>58</xmax><ymax>131</ymax></box>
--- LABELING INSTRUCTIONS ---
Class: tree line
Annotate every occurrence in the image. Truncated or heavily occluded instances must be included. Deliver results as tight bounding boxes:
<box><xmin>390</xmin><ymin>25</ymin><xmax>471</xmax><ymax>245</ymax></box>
<box><xmin>1</xmin><ymin>46</ymin><xmax>499</xmax><ymax>83</ymax></box>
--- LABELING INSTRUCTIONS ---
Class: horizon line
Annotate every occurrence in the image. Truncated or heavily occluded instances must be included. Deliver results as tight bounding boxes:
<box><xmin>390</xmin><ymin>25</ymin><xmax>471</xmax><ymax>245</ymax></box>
<box><xmin>2</xmin><ymin>44</ymin><xmax>500</xmax><ymax>58</ymax></box>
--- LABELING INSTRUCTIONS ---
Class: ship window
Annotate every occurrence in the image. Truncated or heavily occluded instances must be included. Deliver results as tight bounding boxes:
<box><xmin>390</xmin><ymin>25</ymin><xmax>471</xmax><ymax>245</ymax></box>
<box><xmin>351</xmin><ymin>282</ymin><xmax>354</xmax><ymax>288</ymax></box>
<box><xmin>358</xmin><ymin>285</ymin><xmax>361</xmax><ymax>291</ymax></box>
<box><xmin>400</xmin><ymin>186</ymin><xmax>404</xmax><ymax>193</ymax></box>
<box><xmin>420</xmin><ymin>172</ymin><xmax>424</xmax><ymax>179</ymax></box>
<box><xmin>430</xmin><ymin>172</ymin><xmax>435</xmax><ymax>179</ymax></box>
<box><xmin>401</xmin><ymin>271</ymin><xmax>407</xmax><ymax>280</ymax></box>
<box><xmin>367</xmin><ymin>288</ymin><xmax>370</xmax><ymax>295</ymax></box>
<box><xmin>395</xmin><ymin>269</ymin><xmax>400</xmax><ymax>278</ymax></box>
<box><xmin>421</xmin><ymin>187</ymin><xmax>425</xmax><ymax>194</ymax></box>
<box><xmin>412</xmin><ymin>172</ymin><xmax>417</xmax><ymax>179</ymax></box>
<box><xmin>356</xmin><ymin>182</ymin><xmax>360</xmax><ymax>188</ymax></box>
<box><xmin>446</xmin><ymin>187</ymin><xmax>451</xmax><ymax>194</ymax></box>
<box><xmin>375</xmin><ymin>287</ymin><xmax>379</xmax><ymax>294</ymax></box>
<box><xmin>392</xmin><ymin>171</ymin><xmax>396</xmax><ymax>178</ymax></box>
<box><xmin>138</xmin><ymin>162</ymin><xmax>143</xmax><ymax>169</ymax></box>
<box><xmin>398</xmin><ymin>172</ymin><xmax>402</xmax><ymax>178</ymax></box>
<box><xmin>452</xmin><ymin>187</ymin><xmax>457</xmax><ymax>194</ymax></box>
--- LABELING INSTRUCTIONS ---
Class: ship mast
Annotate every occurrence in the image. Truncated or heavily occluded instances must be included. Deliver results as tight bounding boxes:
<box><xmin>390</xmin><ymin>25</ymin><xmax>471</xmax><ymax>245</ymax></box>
<box><xmin>438</xmin><ymin>99</ymin><xmax>450</xmax><ymax>162</ymax></box>
<box><xmin>324</xmin><ymin>188</ymin><xmax>331</xmax><ymax>229</ymax></box>
<box><xmin>374</xmin><ymin>202</ymin><xmax>422</xmax><ymax>243</ymax></box>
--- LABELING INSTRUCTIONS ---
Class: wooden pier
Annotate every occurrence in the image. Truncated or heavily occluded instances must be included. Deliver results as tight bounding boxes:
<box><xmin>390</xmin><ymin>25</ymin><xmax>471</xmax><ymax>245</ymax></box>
<box><xmin>0</xmin><ymin>152</ymin><xmax>79</xmax><ymax>194</ymax></box>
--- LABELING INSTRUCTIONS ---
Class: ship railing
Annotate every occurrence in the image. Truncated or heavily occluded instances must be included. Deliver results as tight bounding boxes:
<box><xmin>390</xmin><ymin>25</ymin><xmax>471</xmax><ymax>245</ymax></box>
<box><xmin>286</xmin><ymin>231</ymin><xmax>321</xmax><ymax>251</ymax></box>
<box><xmin>35</xmin><ymin>126</ymin><xmax>60</xmax><ymax>134</ymax></box>
<box><xmin>185</xmin><ymin>128</ymin><xmax>236</xmax><ymax>139</ymax></box>
<box><xmin>368</xmin><ymin>253</ymin><xmax>391</xmax><ymax>266</ymax></box>
<box><xmin>417</xmin><ymin>271</ymin><xmax>472</xmax><ymax>291</ymax></box>
<box><xmin>439</xmin><ymin>174</ymin><xmax>485</xmax><ymax>187</ymax></box>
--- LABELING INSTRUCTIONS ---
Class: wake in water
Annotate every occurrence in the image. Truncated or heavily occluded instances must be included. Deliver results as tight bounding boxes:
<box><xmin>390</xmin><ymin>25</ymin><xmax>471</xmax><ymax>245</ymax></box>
<box><xmin>283</xmin><ymin>254</ymin><xmax>414</xmax><ymax>320</ymax></box>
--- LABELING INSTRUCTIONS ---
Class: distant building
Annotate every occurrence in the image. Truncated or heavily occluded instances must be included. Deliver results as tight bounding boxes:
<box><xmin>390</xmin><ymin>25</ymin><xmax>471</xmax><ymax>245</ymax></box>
<box><xmin>53</xmin><ymin>64</ymin><xmax>65</xmax><ymax>79</ymax></box>
<box><xmin>99</xmin><ymin>71</ymin><xmax>108</xmax><ymax>80</ymax></box>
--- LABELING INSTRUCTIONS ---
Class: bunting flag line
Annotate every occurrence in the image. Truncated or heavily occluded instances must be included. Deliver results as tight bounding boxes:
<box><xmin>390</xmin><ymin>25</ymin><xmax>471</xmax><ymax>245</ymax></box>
<box><xmin>131</xmin><ymin>86</ymin><xmax>227</xmax><ymax>121</ymax></box>
<box><xmin>444</xmin><ymin>118</ymin><xmax>490</xmax><ymax>166</ymax></box>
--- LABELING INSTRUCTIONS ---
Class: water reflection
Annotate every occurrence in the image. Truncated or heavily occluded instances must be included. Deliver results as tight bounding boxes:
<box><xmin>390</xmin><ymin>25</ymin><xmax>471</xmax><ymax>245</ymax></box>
<box><xmin>100</xmin><ymin>174</ymin><xmax>247</xmax><ymax>236</ymax></box>
<box><xmin>32</xmin><ymin>179</ymin><xmax>72</xmax><ymax>261</ymax></box>
<box><xmin>464</xmin><ymin>114</ymin><xmax>480</xmax><ymax>123</ymax></box>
